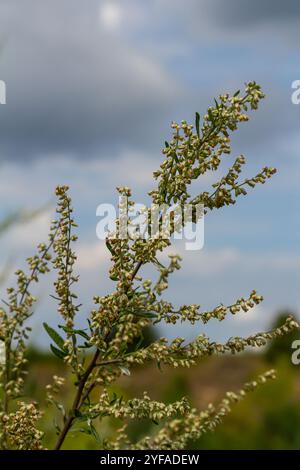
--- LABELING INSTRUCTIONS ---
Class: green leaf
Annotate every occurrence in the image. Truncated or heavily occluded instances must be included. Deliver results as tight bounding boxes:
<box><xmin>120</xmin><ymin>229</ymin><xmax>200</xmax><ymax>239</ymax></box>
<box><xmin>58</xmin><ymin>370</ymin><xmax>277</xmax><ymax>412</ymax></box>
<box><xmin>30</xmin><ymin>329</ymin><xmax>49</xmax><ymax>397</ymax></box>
<box><xmin>60</xmin><ymin>325</ymin><xmax>90</xmax><ymax>341</ymax></box>
<box><xmin>134</xmin><ymin>336</ymin><xmax>144</xmax><ymax>352</ymax></box>
<box><xmin>55</xmin><ymin>402</ymin><xmax>66</xmax><ymax>418</ymax></box>
<box><xmin>78</xmin><ymin>330</ymin><xmax>90</xmax><ymax>340</ymax></box>
<box><xmin>133</xmin><ymin>310</ymin><xmax>157</xmax><ymax>319</ymax></box>
<box><xmin>78</xmin><ymin>341</ymin><xmax>93</xmax><ymax>349</ymax></box>
<box><xmin>195</xmin><ymin>112</ymin><xmax>200</xmax><ymax>137</ymax></box>
<box><xmin>106</xmin><ymin>239</ymin><xmax>116</xmax><ymax>256</ymax></box>
<box><xmin>89</xmin><ymin>423</ymin><xmax>101</xmax><ymax>443</ymax></box>
<box><xmin>208</xmin><ymin>108</ymin><xmax>215</xmax><ymax>124</ymax></box>
<box><xmin>43</xmin><ymin>322</ymin><xmax>65</xmax><ymax>350</ymax></box>
<box><xmin>50</xmin><ymin>344</ymin><xmax>67</xmax><ymax>360</ymax></box>
<box><xmin>78</xmin><ymin>427</ymin><xmax>92</xmax><ymax>435</ymax></box>
<box><xmin>120</xmin><ymin>309</ymin><xmax>157</xmax><ymax>320</ymax></box>
<box><xmin>110</xmin><ymin>392</ymin><xmax>118</xmax><ymax>405</ymax></box>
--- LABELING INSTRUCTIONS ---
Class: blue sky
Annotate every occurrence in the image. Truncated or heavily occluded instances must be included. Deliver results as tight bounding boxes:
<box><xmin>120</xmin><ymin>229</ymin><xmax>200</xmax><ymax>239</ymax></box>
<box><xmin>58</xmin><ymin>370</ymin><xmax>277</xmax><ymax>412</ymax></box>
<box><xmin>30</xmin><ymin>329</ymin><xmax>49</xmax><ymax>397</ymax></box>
<box><xmin>0</xmin><ymin>0</ymin><xmax>299</xmax><ymax>346</ymax></box>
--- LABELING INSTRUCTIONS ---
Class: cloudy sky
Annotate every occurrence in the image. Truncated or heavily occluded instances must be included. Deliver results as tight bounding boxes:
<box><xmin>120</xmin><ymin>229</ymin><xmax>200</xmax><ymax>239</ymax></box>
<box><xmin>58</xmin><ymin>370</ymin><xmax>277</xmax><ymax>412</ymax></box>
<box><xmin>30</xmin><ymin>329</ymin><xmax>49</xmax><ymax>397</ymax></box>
<box><xmin>0</xmin><ymin>0</ymin><xmax>299</xmax><ymax>346</ymax></box>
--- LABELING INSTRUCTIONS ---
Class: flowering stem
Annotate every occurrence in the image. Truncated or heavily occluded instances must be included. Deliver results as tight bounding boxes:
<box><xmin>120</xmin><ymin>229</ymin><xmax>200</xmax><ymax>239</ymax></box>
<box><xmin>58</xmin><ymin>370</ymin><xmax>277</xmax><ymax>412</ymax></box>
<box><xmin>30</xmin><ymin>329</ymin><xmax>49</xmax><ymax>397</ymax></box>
<box><xmin>54</xmin><ymin>260</ymin><xmax>144</xmax><ymax>450</ymax></box>
<box><xmin>54</xmin><ymin>348</ymin><xmax>100</xmax><ymax>450</ymax></box>
<box><xmin>2</xmin><ymin>228</ymin><xmax>58</xmax><ymax>417</ymax></box>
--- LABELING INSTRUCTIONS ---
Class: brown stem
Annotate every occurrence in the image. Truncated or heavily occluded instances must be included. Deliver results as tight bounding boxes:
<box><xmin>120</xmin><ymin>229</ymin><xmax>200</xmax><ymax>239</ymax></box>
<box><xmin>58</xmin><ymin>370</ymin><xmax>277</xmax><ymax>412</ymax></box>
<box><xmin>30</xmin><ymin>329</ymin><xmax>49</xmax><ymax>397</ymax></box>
<box><xmin>54</xmin><ymin>259</ymin><xmax>144</xmax><ymax>450</ymax></box>
<box><xmin>54</xmin><ymin>349</ymin><xmax>100</xmax><ymax>450</ymax></box>
<box><xmin>131</xmin><ymin>260</ymin><xmax>143</xmax><ymax>281</ymax></box>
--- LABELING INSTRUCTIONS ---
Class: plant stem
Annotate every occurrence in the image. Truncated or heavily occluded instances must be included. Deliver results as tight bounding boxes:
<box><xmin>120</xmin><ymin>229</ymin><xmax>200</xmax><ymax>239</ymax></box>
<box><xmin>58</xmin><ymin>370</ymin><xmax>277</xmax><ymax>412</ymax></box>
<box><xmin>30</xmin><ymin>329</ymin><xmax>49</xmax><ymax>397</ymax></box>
<box><xmin>54</xmin><ymin>348</ymin><xmax>100</xmax><ymax>450</ymax></box>
<box><xmin>54</xmin><ymin>260</ymin><xmax>143</xmax><ymax>450</ymax></box>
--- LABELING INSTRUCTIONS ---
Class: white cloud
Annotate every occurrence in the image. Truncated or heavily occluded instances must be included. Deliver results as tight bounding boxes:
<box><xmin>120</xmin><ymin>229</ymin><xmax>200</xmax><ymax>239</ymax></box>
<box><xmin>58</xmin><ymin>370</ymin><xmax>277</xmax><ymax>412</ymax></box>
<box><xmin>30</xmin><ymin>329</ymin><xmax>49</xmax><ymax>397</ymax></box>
<box><xmin>99</xmin><ymin>2</ymin><xmax>122</xmax><ymax>31</ymax></box>
<box><xmin>0</xmin><ymin>212</ymin><xmax>51</xmax><ymax>254</ymax></box>
<box><xmin>0</xmin><ymin>150</ymin><xmax>159</xmax><ymax>210</ymax></box>
<box><xmin>178</xmin><ymin>246</ymin><xmax>300</xmax><ymax>278</ymax></box>
<box><xmin>76</xmin><ymin>241</ymin><xmax>109</xmax><ymax>271</ymax></box>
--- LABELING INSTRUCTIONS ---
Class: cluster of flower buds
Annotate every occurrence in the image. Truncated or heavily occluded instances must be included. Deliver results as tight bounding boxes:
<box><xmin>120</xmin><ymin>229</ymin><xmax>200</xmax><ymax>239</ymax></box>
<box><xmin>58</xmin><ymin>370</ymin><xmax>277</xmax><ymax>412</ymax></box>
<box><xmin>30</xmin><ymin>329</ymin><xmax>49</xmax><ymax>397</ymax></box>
<box><xmin>1</xmin><ymin>402</ymin><xmax>44</xmax><ymax>450</ymax></box>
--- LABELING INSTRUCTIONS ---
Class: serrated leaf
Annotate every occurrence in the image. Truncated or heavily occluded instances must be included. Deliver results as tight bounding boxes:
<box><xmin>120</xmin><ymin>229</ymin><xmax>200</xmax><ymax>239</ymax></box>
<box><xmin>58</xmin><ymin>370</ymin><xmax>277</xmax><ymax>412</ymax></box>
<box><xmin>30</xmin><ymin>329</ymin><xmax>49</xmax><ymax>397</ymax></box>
<box><xmin>43</xmin><ymin>322</ymin><xmax>65</xmax><ymax>350</ymax></box>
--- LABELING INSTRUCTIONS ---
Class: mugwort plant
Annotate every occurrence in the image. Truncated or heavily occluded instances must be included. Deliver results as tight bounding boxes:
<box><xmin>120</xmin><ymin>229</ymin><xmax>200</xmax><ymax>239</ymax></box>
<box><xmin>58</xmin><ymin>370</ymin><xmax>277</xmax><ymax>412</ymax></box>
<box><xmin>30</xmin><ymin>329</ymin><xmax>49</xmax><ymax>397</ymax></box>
<box><xmin>0</xmin><ymin>82</ymin><xmax>298</xmax><ymax>450</ymax></box>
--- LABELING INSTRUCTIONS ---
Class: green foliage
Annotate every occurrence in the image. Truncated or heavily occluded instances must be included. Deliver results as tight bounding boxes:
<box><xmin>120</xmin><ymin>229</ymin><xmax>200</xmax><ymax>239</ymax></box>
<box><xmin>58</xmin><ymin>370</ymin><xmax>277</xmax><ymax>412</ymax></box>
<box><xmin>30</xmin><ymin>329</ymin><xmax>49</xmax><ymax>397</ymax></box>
<box><xmin>0</xmin><ymin>82</ymin><xmax>299</xmax><ymax>450</ymax></box>
<box><xmin>196</xmin><ymin>357</ymin><xmax>300</xmax><ymax>449</ymax></box>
